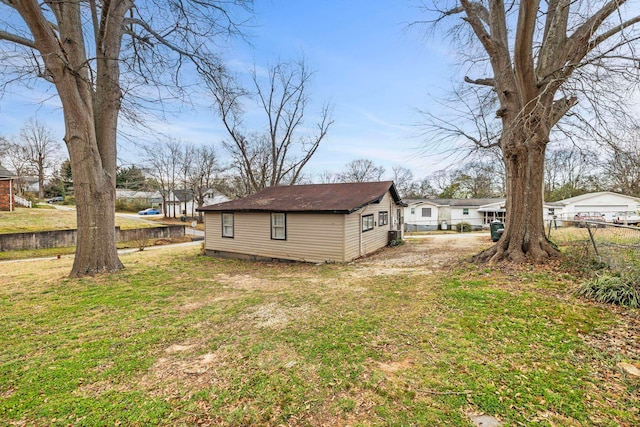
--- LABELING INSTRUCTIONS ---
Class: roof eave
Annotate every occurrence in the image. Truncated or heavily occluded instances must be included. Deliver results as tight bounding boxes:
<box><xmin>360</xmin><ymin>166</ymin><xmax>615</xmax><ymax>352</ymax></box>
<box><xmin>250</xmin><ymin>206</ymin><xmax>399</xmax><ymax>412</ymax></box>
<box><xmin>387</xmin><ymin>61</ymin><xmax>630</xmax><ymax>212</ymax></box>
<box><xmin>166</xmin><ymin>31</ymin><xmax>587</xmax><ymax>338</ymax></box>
<box><xmin>198</xmin><ymin>207</ymin><xmax>352</xmax><ymax>214</ymax></box>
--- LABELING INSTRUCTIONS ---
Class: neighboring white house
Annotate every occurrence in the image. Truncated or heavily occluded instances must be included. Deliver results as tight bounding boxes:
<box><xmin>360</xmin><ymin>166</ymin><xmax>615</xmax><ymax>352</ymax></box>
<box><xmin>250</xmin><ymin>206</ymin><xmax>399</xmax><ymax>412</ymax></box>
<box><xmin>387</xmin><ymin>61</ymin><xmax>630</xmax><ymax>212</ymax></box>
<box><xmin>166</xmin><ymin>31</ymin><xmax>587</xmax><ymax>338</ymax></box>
<box><xmin>405</xmin><ymin>192</ymin><xmax>640</xmax><ymax>231</ymax></box>
<box><xmin>547</xmin><ymin>192</ymin><xmax>640</xmax><ymax>222</ymax></box>
<box><xmin>160</xmin><ymin>189</ymin><xmax>229</xmax><ymax>217</ymax></box>
<box><xmin>404</xmin><ymin>198</ymin><xmax>506</xmax><ymax>231</ymax></box>
<box><xmin>404</xmin><ymin>199</ymin><xmax>440</xmax><ymax>231</ymax></box>
<box><xmin>116</xmin><ymin>188</ymin><xmax>229</xmax><ymax>217</ymax></box>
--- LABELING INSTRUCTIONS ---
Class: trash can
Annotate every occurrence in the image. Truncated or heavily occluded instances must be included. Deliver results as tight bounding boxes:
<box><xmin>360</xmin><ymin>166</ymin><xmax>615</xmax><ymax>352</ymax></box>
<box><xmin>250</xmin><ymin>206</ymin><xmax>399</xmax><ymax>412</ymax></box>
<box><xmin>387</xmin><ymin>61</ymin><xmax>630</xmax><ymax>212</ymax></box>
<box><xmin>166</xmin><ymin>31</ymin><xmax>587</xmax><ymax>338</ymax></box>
<box><xmin>490</xmin><ymin>221</ymin><xmax>504</xmax><ymax>242</ymax></box>
<box><xmin>441</xmin><ymin>220</ymin><xmax>448</xmax><ymax>230</ymax></box>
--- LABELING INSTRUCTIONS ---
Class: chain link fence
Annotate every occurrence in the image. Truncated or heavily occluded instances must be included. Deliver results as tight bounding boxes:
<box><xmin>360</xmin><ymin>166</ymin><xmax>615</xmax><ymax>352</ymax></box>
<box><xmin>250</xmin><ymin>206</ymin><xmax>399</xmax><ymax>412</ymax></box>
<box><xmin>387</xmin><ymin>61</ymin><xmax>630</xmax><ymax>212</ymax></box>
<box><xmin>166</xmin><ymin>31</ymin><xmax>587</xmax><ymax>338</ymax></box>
<box><xmin>547</xmin><ymin>220</ymin><xmax>640</xmax><ymax>272</ymax></box>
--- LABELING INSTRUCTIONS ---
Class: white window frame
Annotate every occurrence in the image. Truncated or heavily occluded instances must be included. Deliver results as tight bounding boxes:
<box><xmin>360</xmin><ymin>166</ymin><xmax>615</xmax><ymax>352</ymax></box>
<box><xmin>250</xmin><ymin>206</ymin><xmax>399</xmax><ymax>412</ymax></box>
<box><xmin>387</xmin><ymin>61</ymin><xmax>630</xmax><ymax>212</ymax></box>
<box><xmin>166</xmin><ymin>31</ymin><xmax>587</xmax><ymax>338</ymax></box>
<box><xmin>462</xmin><ymin>208</ymin><xmax>469</xmax><ymax>215</ymax></box>
<box><xmin>421</xmin><ymin>208</ymin><xmax>432</xmax><ymax>217</ymax></box>
<box><xmin>221</xmin><ymin>212</ymin><xmax>234</xmax><ymax>238</ymax></box>
<box><xmin>271</xmin><ymin>212</ymin><xmax>286</xmax><ymax>240</ymax></box>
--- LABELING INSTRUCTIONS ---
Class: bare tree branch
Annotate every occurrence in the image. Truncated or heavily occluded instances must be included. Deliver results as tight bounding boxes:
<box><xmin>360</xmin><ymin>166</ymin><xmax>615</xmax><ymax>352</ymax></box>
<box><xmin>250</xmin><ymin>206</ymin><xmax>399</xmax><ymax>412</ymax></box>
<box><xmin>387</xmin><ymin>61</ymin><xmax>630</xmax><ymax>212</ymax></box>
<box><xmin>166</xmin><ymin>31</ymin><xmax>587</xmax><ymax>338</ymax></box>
<box><xmin>212</xmin><ymin>58</ymin><xmax>333</xmax><ymax>195</ymax></box>
<box><xmin>464</xmin><ymin>76</ymin><xmax>495</xmax><ymax>86</ymax></box>
<box><xmin>0</xmin><ymin>30</ymin><xmax>36</xmax><ymax>48</ymax></box>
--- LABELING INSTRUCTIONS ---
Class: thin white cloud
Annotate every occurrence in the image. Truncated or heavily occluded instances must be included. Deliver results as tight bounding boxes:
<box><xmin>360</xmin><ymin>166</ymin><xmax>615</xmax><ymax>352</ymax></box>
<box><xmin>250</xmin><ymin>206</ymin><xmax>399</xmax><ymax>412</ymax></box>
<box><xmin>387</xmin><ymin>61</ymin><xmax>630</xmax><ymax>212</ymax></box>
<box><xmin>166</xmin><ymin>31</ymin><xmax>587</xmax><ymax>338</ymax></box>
<box><xmin>357</xmin><ymin>108</ymin><xmax>411</xmax><ymax>131</ymax></box>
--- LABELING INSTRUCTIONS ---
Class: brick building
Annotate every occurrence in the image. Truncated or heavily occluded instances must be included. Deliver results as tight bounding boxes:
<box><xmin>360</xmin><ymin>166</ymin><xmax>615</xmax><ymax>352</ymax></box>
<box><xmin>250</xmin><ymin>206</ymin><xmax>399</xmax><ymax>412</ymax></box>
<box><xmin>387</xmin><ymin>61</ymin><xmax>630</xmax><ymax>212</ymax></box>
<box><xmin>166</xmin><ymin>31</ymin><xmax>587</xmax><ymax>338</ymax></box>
<box><xmin>0</xmin><ymin>163</ymin><xmax>16</xmax><ymax>211</ymax></box>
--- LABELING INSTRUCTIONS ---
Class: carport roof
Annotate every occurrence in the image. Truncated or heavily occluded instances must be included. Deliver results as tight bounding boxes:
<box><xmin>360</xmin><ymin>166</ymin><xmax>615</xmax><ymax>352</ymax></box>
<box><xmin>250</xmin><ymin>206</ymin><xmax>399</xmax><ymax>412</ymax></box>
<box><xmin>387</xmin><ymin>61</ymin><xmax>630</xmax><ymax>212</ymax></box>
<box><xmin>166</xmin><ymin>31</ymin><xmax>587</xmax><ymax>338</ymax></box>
<box><xmin>405</xmin><ymin>198</ymin><xmax>505</xmax><ymax>207</ymax></box>
<box><xmin>198</xmin><ymin>181</ymin><xmax>404</xmax><ymax>213</ymax></box>
<box><xmin>551</xmin><ymin>191</ymin><xmax>640</xmax><ymax>205</ymax></box>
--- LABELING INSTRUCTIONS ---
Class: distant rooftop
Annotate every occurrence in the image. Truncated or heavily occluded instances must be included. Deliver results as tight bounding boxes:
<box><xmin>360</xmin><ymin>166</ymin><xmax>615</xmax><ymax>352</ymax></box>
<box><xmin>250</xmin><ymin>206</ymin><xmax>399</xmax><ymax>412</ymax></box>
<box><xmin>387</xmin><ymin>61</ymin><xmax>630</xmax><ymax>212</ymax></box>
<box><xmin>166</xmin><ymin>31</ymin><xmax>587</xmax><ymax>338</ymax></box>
<box><xmin>0</xmin><ymin>163</ymin><xmax>16</xmax><ymax>178</ymax></box>
<box><xmin>405</xmin><ymin>198</ymin><xmax>505</xmax><ymax>207</ymax></box>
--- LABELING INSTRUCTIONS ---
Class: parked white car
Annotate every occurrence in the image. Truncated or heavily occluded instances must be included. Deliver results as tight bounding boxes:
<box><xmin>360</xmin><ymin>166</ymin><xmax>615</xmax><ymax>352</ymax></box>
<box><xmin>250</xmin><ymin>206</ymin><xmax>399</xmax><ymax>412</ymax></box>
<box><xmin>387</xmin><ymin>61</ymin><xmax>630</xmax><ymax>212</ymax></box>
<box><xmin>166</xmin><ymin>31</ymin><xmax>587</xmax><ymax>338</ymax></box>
<box><xmin>612</xmin><ymin>211</ymin><xmax>640</xmax><ymax>225</ymax></box>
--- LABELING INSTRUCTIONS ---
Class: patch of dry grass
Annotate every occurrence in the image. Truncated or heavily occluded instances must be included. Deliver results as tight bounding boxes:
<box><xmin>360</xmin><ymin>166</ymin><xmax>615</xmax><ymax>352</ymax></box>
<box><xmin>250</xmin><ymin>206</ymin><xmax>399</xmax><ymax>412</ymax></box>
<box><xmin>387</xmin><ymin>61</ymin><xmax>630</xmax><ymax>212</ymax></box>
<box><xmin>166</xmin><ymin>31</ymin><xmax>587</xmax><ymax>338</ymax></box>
<box><xmin>0</xmin><ymin>207</ymin><xmax>158</xmax><ymax>234</ymax></box>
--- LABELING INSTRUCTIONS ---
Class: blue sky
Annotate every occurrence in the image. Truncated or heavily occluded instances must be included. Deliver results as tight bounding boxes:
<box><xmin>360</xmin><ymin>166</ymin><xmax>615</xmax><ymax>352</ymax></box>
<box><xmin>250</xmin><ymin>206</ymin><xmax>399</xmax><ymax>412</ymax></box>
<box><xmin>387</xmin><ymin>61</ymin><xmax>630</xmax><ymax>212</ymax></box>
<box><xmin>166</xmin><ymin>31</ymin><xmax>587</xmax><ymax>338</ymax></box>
<box><xmin>0</xmin><ymin>1</ymin><xmax>458</xmax><ymax>180</ymax></box>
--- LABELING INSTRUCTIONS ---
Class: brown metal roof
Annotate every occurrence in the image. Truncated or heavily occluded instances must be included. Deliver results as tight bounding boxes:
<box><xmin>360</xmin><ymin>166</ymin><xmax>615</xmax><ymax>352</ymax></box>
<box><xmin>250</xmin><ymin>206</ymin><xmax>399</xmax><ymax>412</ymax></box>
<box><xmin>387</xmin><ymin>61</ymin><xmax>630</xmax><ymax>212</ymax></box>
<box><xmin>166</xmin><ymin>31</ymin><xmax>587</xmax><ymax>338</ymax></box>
<box><xmin>198</xmin><ymin>181</ymin><xmax>403</xmax><ymax>213</ymax></box>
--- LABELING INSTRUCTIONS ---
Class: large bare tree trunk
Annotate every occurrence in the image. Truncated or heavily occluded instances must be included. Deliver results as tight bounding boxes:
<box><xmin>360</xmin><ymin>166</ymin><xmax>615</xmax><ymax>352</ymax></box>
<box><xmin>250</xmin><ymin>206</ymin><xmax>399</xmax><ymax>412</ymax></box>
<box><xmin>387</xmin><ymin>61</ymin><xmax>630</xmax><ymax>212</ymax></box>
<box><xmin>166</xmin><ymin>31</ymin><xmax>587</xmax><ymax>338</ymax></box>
<box><xmin>475</xmin><ymin>126</ymin><xmax>559</xmax><ymax>263</ymax></box>
<box><xmin>17</xmin><ymin>0</ymin><xmax>129</xmax><ymax>277</ymax></box>
<box><xmin>67</xmin><ymin>136</ymin><xmax>122</xmax><ymax>275</ymax></box>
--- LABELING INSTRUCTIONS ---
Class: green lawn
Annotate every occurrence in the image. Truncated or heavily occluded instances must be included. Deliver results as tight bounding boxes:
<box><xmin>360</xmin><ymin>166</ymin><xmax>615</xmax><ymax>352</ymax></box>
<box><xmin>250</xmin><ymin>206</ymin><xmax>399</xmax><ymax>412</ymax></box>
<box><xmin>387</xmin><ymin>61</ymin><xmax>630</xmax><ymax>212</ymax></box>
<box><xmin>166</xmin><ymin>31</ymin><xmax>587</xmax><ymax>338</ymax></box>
<box><xmin>0</xmin><ymin>241</ymin><xmax>638</xmax><ymax>426</ymax></box>
<box><xmin>0</xmin><ymin>207</ymin><xmax>157</xmax><ymax>234</ymax></box>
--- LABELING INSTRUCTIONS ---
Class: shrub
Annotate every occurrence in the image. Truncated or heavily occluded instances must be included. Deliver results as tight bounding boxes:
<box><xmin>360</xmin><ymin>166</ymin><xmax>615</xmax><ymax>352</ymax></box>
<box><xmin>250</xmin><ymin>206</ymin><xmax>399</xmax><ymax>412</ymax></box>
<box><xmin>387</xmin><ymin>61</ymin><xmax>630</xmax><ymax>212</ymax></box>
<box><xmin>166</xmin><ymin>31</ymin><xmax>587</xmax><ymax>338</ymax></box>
<box><xmin>389</xmin><ymin>238</ymin><xmax>404</xmax><ymax>247</ymax></box>
<box><xmin>560</xmin><ymin>242</ymin><xmax>608</xmax><ymax>273</ymax></box>
<box><xmin>115</xmin><ymin>199</ymin><xmax>148</xmax><ymax>213</ymax></box>
<box><xmin>22</xmin><ymin>192</ymin><xmax>38</xmax><ymax>204</ymax></box>
<box><xmin>576</xmin><ymin>274</ymin><xmax>640</xmax><ymax>308</ymax></box>
<box><xmin>456</xmin><ymin>222</ymin><xmax>472</xmax><ymax>232</ymax></box>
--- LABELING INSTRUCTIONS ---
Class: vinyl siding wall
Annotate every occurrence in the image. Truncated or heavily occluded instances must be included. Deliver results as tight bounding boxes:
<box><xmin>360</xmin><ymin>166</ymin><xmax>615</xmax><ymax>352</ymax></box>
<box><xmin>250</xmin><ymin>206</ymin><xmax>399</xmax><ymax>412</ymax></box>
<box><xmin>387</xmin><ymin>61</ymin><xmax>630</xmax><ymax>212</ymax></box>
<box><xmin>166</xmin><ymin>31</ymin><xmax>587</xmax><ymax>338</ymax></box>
<box><xmin>344</xmin><ymin>213</ymin><xmax>360</xmax><ymax>261</ymax></box>
<box><xmin>205</xmin><ymin>212</ymin><xmax>346</xmax><ymax>263</ymax></box>
<box><xmin>450</xmin><ymin>207</ymin><xmax>484</xmax><ymax>228</ymax></box>
<box><xmin>344</xmin><ymin>192</ymin><xmax>399</xmax><ymax>261</ymax></box>
<box><xmin>403</xmin><ymin>202</ymin><xmax>440</xmax><ymax>231</ymax></box>
<box><xmin>204</xmin><ymin>190</ymin><xmax>402</xmax><ymax>263</ymax></box>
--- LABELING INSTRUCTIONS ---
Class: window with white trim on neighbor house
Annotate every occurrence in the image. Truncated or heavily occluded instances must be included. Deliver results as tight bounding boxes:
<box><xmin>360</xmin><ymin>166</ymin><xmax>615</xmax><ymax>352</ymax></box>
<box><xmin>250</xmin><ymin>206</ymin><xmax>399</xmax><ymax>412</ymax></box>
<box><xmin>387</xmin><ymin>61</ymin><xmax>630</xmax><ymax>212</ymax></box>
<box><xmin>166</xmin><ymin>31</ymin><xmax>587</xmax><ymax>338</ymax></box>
<box><xmin>463</xmin><ymin>208</ymin><xmax>469</xmax><ymax>215</ymax></box>
<box><xmin>271</xmin><ymin>213</ymin><xmax>286</xmax><ymax>240</ymax></box>
<box><xmin>222</xmin><ymin>212</ymin><xmax>234</xmax><ymax>238</ymax></box>
<box><xmin>421</xmin><ymin>208</ymin><xmax>431</xmax><ymax>217</ymax></box>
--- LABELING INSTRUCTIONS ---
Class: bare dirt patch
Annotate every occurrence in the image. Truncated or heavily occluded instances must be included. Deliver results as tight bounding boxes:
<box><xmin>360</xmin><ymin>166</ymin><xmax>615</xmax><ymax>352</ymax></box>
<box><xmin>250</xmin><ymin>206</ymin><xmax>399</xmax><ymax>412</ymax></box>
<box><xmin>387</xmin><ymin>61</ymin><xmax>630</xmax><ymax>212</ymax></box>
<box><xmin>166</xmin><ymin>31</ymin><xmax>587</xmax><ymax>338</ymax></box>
<box><xmin>177</xmin><ymin>296</ymin><xmax>231</xmax><ymax>312</ymax></box>
<box><xmin>351</xmin><ymin>234</ymin><xmax>492</xmax><ymax>277</ymax></box>
<box><xmin>242</xmin><ymin>302</ymin><xmax>314</xmax><ymax>329</ymax></box>
<box><xmin>375</xmin><ymin>358</ymin><xmax>415</xmax><ymax>374</ymax></box>
<box><xmin>138</xmin><ymin>348</ymin><xmax>229</xmax><ymax>396</ymax></box>
<box><xmin>215</xmin><ymin>273</ymin><xmax>286</xmax><ymax>291</ymax></box>
<box><xmin>165</xmin><ymin>343</ymin><xmax>200</xmax><ymax>354</ymax></box>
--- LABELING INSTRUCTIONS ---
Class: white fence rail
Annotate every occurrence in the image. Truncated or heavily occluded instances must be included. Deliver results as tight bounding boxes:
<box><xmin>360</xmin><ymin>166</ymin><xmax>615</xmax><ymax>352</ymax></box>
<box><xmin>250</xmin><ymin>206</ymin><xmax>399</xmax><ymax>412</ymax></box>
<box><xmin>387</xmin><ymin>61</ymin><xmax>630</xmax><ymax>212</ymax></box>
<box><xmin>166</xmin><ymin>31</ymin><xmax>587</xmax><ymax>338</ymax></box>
<box><xmin>14</xmin><ymin>195</ymin><xmax>32</xmax><ymax>208</ymax></box>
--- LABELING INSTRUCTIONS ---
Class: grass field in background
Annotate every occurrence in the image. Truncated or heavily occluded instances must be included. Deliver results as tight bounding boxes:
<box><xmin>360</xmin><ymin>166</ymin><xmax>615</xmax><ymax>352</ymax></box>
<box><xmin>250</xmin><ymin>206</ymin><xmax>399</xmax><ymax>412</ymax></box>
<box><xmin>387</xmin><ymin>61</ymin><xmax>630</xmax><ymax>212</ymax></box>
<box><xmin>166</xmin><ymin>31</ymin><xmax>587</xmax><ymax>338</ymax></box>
<box><xmin>1</xmin><ymin>242</ymin><xmax>638</xmax><ymax>426</ymax></box>
<box><xmin>0</xmin><ymin>207</ymin><xmax>158</xmax><ymax>234</ymax></box>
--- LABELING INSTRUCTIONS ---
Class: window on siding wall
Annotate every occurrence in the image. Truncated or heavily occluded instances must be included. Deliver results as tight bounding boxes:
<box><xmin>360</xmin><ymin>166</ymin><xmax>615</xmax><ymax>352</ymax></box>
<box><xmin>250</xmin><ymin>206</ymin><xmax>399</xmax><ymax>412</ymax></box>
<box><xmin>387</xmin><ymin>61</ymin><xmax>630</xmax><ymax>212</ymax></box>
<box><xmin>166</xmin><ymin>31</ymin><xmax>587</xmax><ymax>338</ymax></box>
<box><xmin>463</xmin><ymin>208</ymin><xmax>469</xmax><ymax>215</ymax></box>
<box><xmin>379</xmin><ymin>211</ymin><xmax>388</xmax><ymax>226</ymax></box>
<box><xmin>362</xmin><ymin>214</ymin><xmax>374</xmax><ymax>232</ymax></box>
<box><xmin>421</xmin><ymin>208</ymin><xmax>432</xmax><ymax>217</ymax></box>
<box><xmin>221</xmin><ymin>213</ymin><xmax>234</xmax><ymax>238</ymax></box>
<box><xmin>271</xmin><ymin>212</ymin><xmax>286</xmax><ymax>240</ymax></box>
<box><xmin>410</xmin><ymin>208</ymin><xmax>415</xmax><ymax>214</ymax></box>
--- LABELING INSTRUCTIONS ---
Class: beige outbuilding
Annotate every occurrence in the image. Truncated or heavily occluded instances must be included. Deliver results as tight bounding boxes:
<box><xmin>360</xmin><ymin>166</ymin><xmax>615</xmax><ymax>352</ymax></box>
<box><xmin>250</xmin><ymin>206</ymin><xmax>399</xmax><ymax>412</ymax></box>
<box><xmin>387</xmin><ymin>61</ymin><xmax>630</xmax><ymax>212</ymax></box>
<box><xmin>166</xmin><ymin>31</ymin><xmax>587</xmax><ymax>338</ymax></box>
<box><xmin>198</xmin><ymin>181</ymin><xmax>405</xmax><ymax>263</ymax></box>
